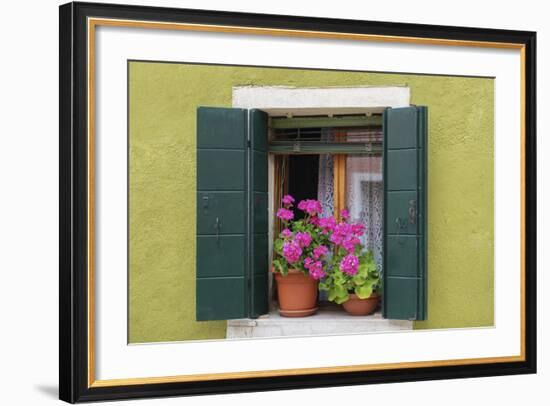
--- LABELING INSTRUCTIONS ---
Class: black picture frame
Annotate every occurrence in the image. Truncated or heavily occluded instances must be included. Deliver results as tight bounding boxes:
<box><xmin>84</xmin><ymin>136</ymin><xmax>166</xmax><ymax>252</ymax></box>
<box><xmin>59</xmin><ymin>1</ymin><xmax>537</xmax><ymax>403</ymax></box>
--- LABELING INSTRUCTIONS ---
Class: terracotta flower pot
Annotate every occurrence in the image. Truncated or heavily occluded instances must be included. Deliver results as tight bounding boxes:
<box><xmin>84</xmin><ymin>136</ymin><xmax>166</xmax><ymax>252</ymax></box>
<box><xmin>342</xmin><ymin>293</ymin><xmax>380</xmax><ymax>316</ymax></box>
<box><xmin>274</xmin><ymin>269</ymin><xmax>318</xmax><ymax>317</ymax></box>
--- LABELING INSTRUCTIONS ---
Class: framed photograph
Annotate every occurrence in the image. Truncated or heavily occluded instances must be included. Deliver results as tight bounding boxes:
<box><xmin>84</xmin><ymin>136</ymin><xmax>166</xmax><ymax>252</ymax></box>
<box><xmin>59</xmin><ymin>1</ymin><xmax>536</xmax><ymax>403</ymax></box>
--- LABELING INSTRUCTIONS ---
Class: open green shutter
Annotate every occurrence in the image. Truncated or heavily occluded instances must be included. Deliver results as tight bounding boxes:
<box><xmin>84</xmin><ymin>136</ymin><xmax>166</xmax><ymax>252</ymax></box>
<box><xmin>196</xmin><ymin>107</ymin><xmax>248</xmax><ymax>321</ymax></box>
<box><xmin>382</xmin><ymin>106</ymin><xmax>428</xmax><ymax>321</ymax></box>
<box><xmin>249</xmin><ymin>109</ymin><xmax>269</xmax><ymax>317</ymax></box>
<box><xmin>196</xmin><ymin>107</ymin><xmax>269</xmax><ymax>321</ymax></box>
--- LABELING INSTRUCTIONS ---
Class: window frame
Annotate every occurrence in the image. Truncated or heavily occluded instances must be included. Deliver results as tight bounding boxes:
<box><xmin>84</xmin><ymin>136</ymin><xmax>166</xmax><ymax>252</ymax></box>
<box><xmin>269</xmin><ymin>124</ymin><xmax>384</xmax><ymax>310</ymax></box>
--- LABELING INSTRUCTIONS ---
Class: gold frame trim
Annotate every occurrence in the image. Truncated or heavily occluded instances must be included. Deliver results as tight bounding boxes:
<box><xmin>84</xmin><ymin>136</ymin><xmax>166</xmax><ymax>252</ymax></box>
<box><xmin>87</xmin><ymin>17</ymin><xmax>527</xmax><ymax>388</ymax></box>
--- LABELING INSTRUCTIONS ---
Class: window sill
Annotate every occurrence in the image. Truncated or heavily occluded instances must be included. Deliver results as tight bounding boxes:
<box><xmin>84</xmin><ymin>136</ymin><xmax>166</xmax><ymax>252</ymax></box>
<box><xmin>226</xmin><ymin>304</ymin><xmax>412</xmax><ymax>339</ymax></box>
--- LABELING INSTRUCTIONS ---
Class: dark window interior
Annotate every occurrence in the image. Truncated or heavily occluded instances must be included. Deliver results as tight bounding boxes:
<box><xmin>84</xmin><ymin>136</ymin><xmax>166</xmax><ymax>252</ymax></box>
<box><xmin>287</xmin><ymin>155</ymin><xmax>319</xmax><ymax>220</ymax></box>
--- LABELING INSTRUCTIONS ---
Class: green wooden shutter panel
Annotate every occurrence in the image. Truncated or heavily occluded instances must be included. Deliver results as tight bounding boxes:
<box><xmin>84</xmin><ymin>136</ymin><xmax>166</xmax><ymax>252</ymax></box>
<box><xmin>196</xmin><ymin>107</ymin><xmax>248</xmax><ymax>321</ymax></box>
<box><xmin>383</xmin><ymin>106</ymin><xmax>428</xmax><ymax>321</ymax></box>
<box><xmin>196</xmin><ymin>107</ymin><xmax>269</xmax><ymax>321</ymax></box>
<box><xmin>249</xmin><ymin>109</ymin><xmax>269</xmax><ymax>318</ymax></box>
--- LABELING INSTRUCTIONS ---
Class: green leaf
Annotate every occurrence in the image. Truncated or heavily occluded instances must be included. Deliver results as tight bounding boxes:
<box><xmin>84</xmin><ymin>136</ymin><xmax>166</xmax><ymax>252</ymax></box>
<box><xmin>328</xmin><ymin>284</ymin><xmax>347</xmax><ymax>302</ymax></box>
<box><xmin>274</xmin><ymin>239</ymin><xmax>284</xmax><ymax>253</ymax></box>
<box><xmin>355</xmin><ymin>284</ymin><xmax>373</xmax><ymax>299</ymax></box>
<box><xmin>328</xmin><ymin>286</ymin><xmax>337</xmax><ymax>301</ymax></box>
<box><xmin>334</xmin><ymin>292</ymin><xmax>349</xmax><ymax>304</ymax></box>
<box><xmin>352</xmin><ymin>275</ymin><xmax>365</xmax><ymax>286</ymax></box>
<box><xmin>357</xmin><ymin>264</ymin><xmax>368</xmax><ymax>278</ymax></box>
<box><xmin>272</xmin><ymin>259</ymin><xmax>282</xmax><ymax>272</ymax></box>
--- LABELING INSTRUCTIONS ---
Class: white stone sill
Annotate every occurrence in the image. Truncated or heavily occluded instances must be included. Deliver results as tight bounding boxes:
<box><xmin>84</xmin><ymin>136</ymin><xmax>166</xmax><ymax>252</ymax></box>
<box><xmin>226</xmin><ymin>305</ymin><xmax>412</xmax><ymax>339</ymax></box>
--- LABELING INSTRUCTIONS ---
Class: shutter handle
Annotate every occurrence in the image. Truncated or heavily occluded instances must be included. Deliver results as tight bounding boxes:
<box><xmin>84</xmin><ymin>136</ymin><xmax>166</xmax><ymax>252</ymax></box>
<box><xmin>395</xmin><ymin>217</ymin><xmax>406</xmax><ymax>245</ymax></box>
<box><xmin>408</xmin><ymin>199</ymin><xmax>417</xmax><ymax>225</ymax></box>
<box><xmin>215</xmin><ymin>217</ymin><xmax>221</xmax><ymax>245</ymax></box>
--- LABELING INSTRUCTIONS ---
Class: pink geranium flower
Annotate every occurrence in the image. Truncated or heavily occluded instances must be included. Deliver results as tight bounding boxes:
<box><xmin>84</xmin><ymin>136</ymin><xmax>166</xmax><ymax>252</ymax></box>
<box><xmin>308</xmin><ymin>260</ymin><xmax>326</xmax><ymax>280</ymax></box>
<box><xmin>295</xmin><ymin>231</ymin><xmax>312</xmax><ymax>248</ymax></box>
<box><xmin>297</xmin><ymin>199</ymin><xmax>322</xmax><ymax>215</ymax></box>
<box><xmin>303</xmin><ymin>257</ymin><xmax>314</xmax><ymax>269</ymax></box>
<box><xmin>342</xmin><ymin>236</ymin><xmax>361</xmax><ymax>254</ymax></box>
<box><xmin>319</xmin><ymin>217</ymin><xmax>337</xmax><ymax>234</ymax></box>
<box><xmin>308</xmin><ymin>215</ymin><xmax>320</xmax><ymax>226</ymax></box>
<box><xmin>329</xmin><ymin>232</ymin><xmax>344</xmax><ymax>246</ymax></box>
<box><xmin>340</xmin><ymin>254</ymin><xmax>359</xmax><ymax>275</ymax></box>
<box><xmin>280</xmin><ymin>228</ymin><xmax>292</xmax><ymax>239</ymax></box>
<box><xmin>276</xmin><ymin>208</ymin><xmax>294</xmax><ymax>222</ymax></box>
<box><xmin>282</xmin><ymin>241</ymin><xmax>302</xmax><ymax>264</ymax></box>
<box><xmin>282</xmin><ymin>195</ymin><xmax>295</xmax><ymax>206</ymax></box>
<box><xmin>313</xmin><ymin>245</ymin><xmax>329</xmax><ymax>259</ymax></box>
<box><xmin>330</xmin><ymin>222</ymin><xmax>354</xmax><ymax>246</ymax></box>
<box><xmin>351</xmin><ymin>223</ymin><xmax>365</xmax><ymax>236</ymax></box>
<box><xmin>273</xmin><ymin>195</ymin><xmax>371</xmax><ymax>285</ymax></box>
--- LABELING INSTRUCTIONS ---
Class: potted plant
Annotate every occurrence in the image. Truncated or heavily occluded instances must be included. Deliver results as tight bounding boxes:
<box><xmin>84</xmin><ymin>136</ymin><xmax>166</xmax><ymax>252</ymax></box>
<box><xmin>272</xmin><ymin>195</ymin><xmax>329</xmax><ymax>317</ymax></box>
<box><xmin>318</xmin><ymin>210</ymin><xmax>381</xmax><ymax>316</ymax></box>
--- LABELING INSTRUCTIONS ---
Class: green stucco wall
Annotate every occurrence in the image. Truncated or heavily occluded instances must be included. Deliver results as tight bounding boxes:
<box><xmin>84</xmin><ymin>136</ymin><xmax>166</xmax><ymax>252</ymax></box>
<box><xmin>128</xmin><ymin>61</ymin><xmax>494</xmax><ymax>343</ymax></box>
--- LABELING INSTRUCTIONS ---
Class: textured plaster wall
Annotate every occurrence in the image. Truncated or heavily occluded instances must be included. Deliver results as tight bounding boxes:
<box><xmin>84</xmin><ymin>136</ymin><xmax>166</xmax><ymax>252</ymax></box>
<box><xmin>128</xmin><ymin>62</ymin><xmax>494</xmax><ymax>343</ymax></box>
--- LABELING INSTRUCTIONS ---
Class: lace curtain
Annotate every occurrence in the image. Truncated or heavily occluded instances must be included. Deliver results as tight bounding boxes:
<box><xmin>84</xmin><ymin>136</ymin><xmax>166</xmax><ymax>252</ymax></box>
<box><xmin>345</xmin><ymin>155</ymin><xmax>383</xmax><ymax>273</ymax></box>
<box><xmin>317</xmin><ymin>128</ymin><xmax>335</xmax><ymax>218</ymax></box>
<box><xmin>316</xmin><ymin>129</ymin><xmax>384</xmax><ymax>274</ymax></box>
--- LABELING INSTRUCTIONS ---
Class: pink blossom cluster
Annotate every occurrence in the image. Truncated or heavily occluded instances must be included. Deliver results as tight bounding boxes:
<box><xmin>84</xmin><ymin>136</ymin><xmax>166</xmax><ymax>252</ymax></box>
<box><xmin>295</xmin><ymin>231</ymin><xmax>312</xmax><ymax>248</ymax></box>
<box><xmin>308</xmin><ymin>216</ymin><xmax>320</xmax><ymax>226</ymax></box>
<box><xmin>313</xmin><ymin>245</ymin><xmax>328</xmax><ymax>259</ymax></box>
<box><xmin>329</xmin><ymin>223</ymin><xmax>364</xmax><ymax>254</ymax></box>
<box><xmin>340</xmin><ymin>253</ymin><xmax>359</xmax><ymax>276</ymax></box>
<box><xmin>304</xmin><ymin>257</ymin><xmax>326</xmax><ymax>280</ymax></box>
<box><xmin>280</xmin><ymin>228</ymin><xmax>292</xmax><ymax>239</ymax></box>
<box><xmin>275</xmin><ymin>195</ymin><xmax>368</xmax><ymax>281</ymax></box>
<box><xmin>319</xmin><ymin>216</ymin><xmax>336</xmax><ymax>234</ymax></box>
<box><xmin>276</xmin><ymin>207</ymin><xmax>294</xmax><ymax>222</ymax></box>
<box><xmin>282</xmin><ymin>240</ymin><xmax>302</xmax><ymax>264</ymax></box>
<box><xmin>277</xmin><ymin>197</ymin><xmax>324</xmax><ymax>224</ymax></box>
<box><xmin>297</xmin><ymin>199</ymin><xmax>322</xmax><ymax>215</ymax></box>
<box><xmin>281</xmin><ymin>195</ymin><xmax>295</xmax><ymax>206</ymax></box>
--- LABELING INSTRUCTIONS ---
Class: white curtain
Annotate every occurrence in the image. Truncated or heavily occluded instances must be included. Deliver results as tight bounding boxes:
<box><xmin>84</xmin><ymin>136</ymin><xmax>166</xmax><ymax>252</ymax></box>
<box><xmin>316</xmin><ymin>128</ymin><xmax>384</xmax><ymax>275</ymax></box>
<box><xmin>345</xmin><ymin>155</ymin><xmax>383</xmax><ymax>273</ymax></box>
<box><xmin>317</xmin><ymin>128</ymin><xmax>335</xmax><ymax>218</ymax></box>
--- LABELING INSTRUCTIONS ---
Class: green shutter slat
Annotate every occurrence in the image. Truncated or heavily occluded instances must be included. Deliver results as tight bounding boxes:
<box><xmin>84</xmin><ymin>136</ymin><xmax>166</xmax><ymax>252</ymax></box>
<box><xmin>249</xmin><ymin>109</ymin><xmax>269</xmax><ymax>318</ymax></box>
<box><xmin>197</xmin><ymin>150</ymin><xmax>246</xmax><ymax>190</ymax></box>
<box><xmin>197</xmin><ymin>192</ymin><xmax>246</xmax><ymax>235</ymax></box>
<box><xmin>197</xmin><ymin>236</ymin><xmax>246</xmax><ymax>278</ymax></box>
<box><xmin>383</xmin><ymin>106</ymin><xmax>428</xmax><ymax>321</ymax></box>
<box><xmin>196</xmin><ymin>107</ymin><xmax>248</xmax><ymax>321</ymax></box>
<box><xmin>196</xmin><ymin>278</ymin><xmax>246</xmax><ymax>321</ymax></box>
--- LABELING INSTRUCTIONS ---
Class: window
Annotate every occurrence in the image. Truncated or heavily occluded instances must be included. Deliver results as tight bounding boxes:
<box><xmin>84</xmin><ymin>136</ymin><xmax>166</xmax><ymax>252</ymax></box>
<box><xmin>195</xmin><ymin>106</ymin><xmax>427</xmax><ymax>322</ymax></box>
<box><xmin>271</xmin><ymin>124</ymin><xmax>384</xmax><ymax>270</ymax></box>
<box><xmin>270</xmin><ymin>124</ymin><xmax>385</xmax><ymax>308</ymax></box>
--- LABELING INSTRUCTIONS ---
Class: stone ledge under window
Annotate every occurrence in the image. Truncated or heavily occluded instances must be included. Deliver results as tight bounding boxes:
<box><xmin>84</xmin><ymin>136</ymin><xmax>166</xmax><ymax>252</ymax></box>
<box><xmin>226</xmin><ymin>305</ymin><xmax>413</xmax><ymax>339</ymax></box>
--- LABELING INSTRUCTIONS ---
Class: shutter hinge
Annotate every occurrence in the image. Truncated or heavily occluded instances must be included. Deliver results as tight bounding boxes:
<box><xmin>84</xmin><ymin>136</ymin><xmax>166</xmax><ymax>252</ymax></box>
<box><xmin>247</xmin><ymin>140</ymin><xmax>251</xmax><ymax>148</ymax></box>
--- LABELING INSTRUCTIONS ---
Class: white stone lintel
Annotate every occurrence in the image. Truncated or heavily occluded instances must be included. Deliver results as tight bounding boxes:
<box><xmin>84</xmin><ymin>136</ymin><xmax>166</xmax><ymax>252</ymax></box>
<box><xmin>232</xmin><ymin>85</ymin><xmax>410</xmax><ymax>116</ymax></box>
